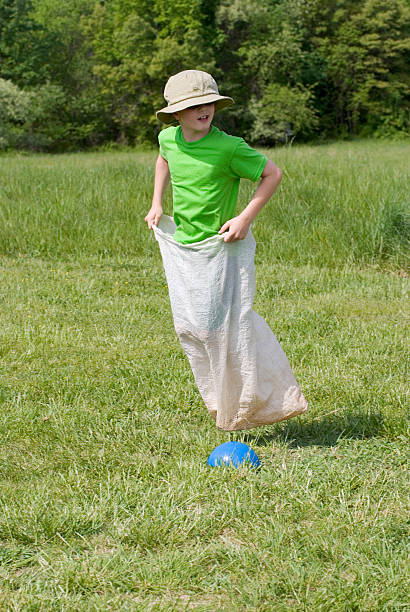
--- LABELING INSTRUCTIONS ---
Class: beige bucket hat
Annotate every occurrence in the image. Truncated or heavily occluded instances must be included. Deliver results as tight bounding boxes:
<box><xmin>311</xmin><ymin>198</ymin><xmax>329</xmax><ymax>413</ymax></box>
<box><xmin>156</xmin><ymin>70</ymin><xmax>234</xmax><ymax>124</ymax></box>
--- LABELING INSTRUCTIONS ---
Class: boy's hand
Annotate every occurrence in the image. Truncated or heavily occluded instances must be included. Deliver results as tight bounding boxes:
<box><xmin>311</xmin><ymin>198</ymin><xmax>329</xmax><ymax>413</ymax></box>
<box><xmin>218</xmin><ymin>215</ymin><xmax>251</xmax><ymax>242</ymax></box>
<box><xmin>218</xmin><ymin>161</ymin><xmax>282</xmax><ymax>243</ymax></box>
<box><xmin>145</xmin><ymin>205</ymin><xmax>163</xmax><ymax>229</ymax></box>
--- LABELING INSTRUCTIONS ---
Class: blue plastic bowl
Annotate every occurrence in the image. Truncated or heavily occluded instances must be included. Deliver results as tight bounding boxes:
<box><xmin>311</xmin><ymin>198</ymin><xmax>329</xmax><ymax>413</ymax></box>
<box><xmin>207</xmin><ymin>441</ymin><xmax>261</xmax><ymax>469</ymax></box>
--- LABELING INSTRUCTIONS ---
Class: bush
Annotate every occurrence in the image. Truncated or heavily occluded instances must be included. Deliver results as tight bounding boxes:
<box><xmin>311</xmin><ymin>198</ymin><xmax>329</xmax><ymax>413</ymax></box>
<box><xmin>0</xmin><ymin>78</ymin><xmax>68</xmax><ymax>151</ymax></box>
<box><xmin>249</xmin><ymin>84</ymin><xmax>319</xmax><ymax>145</ymax></box>
<box><xmin>0</xmin><ymin>79</ymin><xmax>109</xmax><ymax>152</ymax></box>
<box><xmin>0</xmin><ymin>78</ymin><xmax>33</xmax><ymax>149</ymax></box>
<box><xmin>372</xmin><ymin>112</ymin><xmax>410</xmax><ymax>141</ymax></box>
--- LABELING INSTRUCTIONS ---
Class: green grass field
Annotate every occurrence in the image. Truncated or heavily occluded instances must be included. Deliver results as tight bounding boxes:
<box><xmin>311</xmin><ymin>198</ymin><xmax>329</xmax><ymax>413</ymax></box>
<box><xmin>0</xmin><ymin>140</ymin><xmax>409</xmax><ymax>610</ymax></box>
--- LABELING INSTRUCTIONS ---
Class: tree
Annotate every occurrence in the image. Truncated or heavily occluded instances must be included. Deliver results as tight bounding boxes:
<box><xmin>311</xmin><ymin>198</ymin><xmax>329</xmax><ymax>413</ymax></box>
<box><xmin>1</xmin><ymin>0</ymin><xmax>409</xmax><ymax>148</ymax></box>
<box><xmin>81</xmin><ymin>0</ymin><xmax>216</xmax><ymax>143</ymax></box>
<box><xmin>0</xmin><ymin>0</ymin><xmax>59</xmax><ymax>85</ymax></box>
<box><xmin>250</xmin><ymin>84</ymin><xmax>318</xmax><ymax>144</ymax></box>
<box><xmin>291</xmin><ymin>0</ymin><xmax>410</xmax><ymax>136</ymax></box>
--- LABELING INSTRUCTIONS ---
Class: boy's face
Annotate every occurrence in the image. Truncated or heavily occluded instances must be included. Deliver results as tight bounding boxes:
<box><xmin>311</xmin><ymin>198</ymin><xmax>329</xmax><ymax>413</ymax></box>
<box><xmin>173</xmin><ymin>102</ymin><xmax>215</xmax><ymax>135</ymax></box>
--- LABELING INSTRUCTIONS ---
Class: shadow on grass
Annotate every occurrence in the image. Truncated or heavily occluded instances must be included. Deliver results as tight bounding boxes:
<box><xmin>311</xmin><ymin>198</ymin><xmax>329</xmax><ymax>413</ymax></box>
<box><xmin>241</xmin><ymin>410</ymin><xmax>386</xmax><ymax>448</ymax></box>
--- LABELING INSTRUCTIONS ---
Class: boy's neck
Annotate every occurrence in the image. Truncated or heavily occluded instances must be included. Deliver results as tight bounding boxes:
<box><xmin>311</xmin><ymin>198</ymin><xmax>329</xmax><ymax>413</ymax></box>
<box><xmin>180</xmin><ymin>125</ymin><xmax>212</xmax><ymax>142</ymax></box>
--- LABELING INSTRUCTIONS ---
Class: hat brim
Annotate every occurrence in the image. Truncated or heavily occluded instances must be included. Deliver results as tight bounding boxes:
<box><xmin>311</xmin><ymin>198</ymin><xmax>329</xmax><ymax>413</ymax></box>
<box><xmin>156</xmin><ymin>94</ymin><xmax>234</xmax><ymax>124</ymax></box>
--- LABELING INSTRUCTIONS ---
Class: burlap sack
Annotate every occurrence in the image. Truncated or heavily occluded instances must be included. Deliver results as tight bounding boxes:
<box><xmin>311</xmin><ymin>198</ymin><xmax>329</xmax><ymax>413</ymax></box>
<box><xmin>154</xmin><ymin>215</ymin><xmax>308</xmax><ymax>430</ymax></box>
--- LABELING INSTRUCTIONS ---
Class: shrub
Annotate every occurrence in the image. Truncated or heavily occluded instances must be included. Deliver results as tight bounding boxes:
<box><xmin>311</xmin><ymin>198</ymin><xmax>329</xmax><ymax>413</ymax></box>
<box><xmin>249</xmin><ymin>84</ymin><xmax>319</xmax><ymax>145</ymax></box>
<box><xmin>0</xmin><ymin>78</ymin><xmax>33</xmax><ymax>149</ymax></box>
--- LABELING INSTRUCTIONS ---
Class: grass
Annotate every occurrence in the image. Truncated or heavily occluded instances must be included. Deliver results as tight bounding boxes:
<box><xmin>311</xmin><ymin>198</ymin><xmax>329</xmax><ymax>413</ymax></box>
<box><xmin>0</xmin><ymin>140</ymin><xmax>408</xmax><ymax>267</ymax></box>
<box><xmin>0</xmin><ymin>140</ymin><xmax>409</xmax><ymax>610</ymax></box>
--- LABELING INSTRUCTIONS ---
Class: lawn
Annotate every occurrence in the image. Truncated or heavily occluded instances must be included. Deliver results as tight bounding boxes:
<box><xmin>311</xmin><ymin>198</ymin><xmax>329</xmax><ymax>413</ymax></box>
<box><xmin>0</xmin><ymin>140</ymin><xmax>408</xmax><ymax>610</ymax></box>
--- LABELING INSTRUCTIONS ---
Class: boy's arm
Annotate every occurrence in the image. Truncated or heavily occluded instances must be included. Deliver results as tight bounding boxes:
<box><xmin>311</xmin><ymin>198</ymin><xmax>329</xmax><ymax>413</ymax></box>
<box><xmin>145</xmin><ymin>154</ymin><xmax>170</xmax><ymax>229</ymax></box>
<box><xmin>218</xmin><ymin>160</ymin><xmax>282</xmax><ymax>242</ymax></box>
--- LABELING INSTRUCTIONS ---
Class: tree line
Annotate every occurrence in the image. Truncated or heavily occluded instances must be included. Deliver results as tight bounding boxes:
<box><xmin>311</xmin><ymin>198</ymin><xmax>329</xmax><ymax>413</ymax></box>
<box><xmin>0</xmin><ymin>0</ymin><xmax>409</xmax><ymax>151</ymax></box>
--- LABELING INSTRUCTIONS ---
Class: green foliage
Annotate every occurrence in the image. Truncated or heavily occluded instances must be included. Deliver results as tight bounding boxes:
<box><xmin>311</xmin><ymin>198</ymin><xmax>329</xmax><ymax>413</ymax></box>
<box><xmin>0</xmin><ymin>77</ymin><xmax>107</xmax><ymax>151</ymax></box>
<box><xmin>249</xmin><ymin>84</ymin><xmax>318</xmax><ymax>144</ymax></box>
<box><xmin>81</xmin><ymin>0</ymin><xmax>215</xmax><ymax>144</ymax></box>
<box><xmin>0</xmin><ymin>0</ymin><xmax>409</xmax><ymax>148</ymax></box>
<box><xmin>323</xmin><ymin>0</ymin><xmax>410</xmax><ymax>134</ymax></box>
<box><xmin>0</xmin><ymin>77</ymin><xmax>32</xmax><ymax>123</ymax></box>
<box><xmin>0</xmin><ymin>0</ymin><xmax>58</xmax><ymax>85</ymax></box>
<box><xmin>216</xmin><ymin>0</ymin><xmax>409</xmax><ymax>142</ymax></box>
<box><xmin>292</xmin><ymin>0</ymin><xmax>410</xmax><ymax>137</ymax></box>
<box><xmin>0</xmin><ymin>78</ymin><xmax>32</xmax><ymax>149</ymax></box>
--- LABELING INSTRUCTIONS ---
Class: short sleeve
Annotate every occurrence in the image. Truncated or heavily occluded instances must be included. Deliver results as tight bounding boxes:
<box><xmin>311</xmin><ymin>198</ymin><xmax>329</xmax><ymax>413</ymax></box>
<box><xmin>229</xmin><ymin>139</ymin><xmax>267</xmax><ymax>182</ymax></box>
<box><xmin>158</xmin><ymin>130</ymin><xmax>168</xmax><ymax>161</ymax></box>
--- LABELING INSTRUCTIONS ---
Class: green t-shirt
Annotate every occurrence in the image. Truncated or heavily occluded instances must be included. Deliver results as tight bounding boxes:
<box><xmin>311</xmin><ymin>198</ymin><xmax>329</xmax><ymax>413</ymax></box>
<box><xmin>158</xmin><ymin>125</ymin><xmax>267</xmax><ymax>244</ymax></box>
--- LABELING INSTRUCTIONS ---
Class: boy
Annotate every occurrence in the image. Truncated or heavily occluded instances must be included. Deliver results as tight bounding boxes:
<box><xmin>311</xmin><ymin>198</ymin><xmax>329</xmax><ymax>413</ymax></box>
<box><xmin>145</xmin><ymin>69</ymin><xmax>282</xmax><ymax>242</ymax></box>
<box><xmin>145</xmin><ymin>70</ymin><xmax>307</xmax><ymax>431</ymax></box>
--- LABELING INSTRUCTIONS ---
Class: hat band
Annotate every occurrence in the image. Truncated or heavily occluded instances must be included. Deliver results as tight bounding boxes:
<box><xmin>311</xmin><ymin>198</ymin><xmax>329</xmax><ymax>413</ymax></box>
<box><xmin>165</xmin><ymin>89</ymin><xmax>218</xmax><ymax>106</ymax></box>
